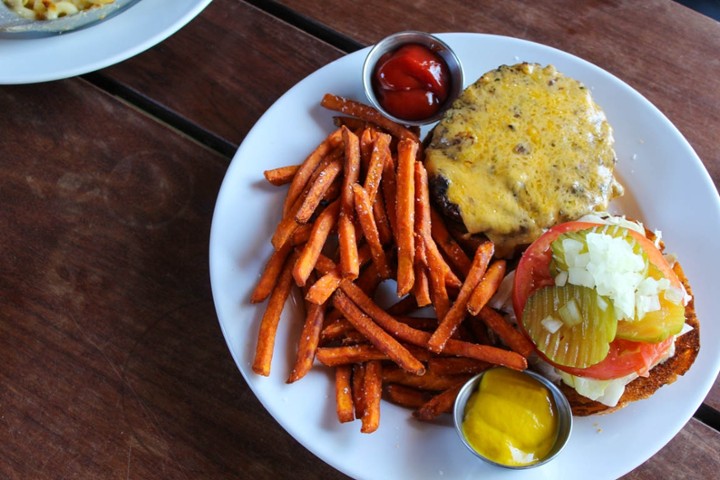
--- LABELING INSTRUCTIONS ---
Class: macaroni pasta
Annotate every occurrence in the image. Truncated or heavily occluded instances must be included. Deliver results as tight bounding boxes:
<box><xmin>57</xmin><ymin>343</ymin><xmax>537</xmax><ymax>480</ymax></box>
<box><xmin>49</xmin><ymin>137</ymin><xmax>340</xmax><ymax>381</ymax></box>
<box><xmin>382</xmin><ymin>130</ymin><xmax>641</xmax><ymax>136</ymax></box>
<box><xmin>3</xmin><ymin>0</ymin><xmax>115</xmax><ymax>20</ymax></box>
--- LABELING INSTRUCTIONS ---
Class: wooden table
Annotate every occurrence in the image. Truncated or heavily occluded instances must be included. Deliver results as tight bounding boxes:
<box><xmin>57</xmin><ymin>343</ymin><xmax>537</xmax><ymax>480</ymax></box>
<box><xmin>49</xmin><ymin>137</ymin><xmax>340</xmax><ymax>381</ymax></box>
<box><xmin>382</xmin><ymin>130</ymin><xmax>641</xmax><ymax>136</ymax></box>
<box><xmin>2</xmin><ymin>1</ymin><xmax>719</xmax><ymax>478</ymax></box>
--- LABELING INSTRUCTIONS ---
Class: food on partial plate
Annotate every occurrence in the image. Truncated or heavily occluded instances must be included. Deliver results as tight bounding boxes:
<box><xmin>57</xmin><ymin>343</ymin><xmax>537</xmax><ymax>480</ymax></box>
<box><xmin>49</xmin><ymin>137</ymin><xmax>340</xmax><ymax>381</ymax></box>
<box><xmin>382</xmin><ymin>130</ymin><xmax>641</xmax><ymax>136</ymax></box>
<box><xmin>425</xmin><ymin>63</ymin><xmax>624</xmax><ymax>258</ymax></box>
<box><xmin>3</xmin><ymin>0</ymin><xmax>114</xmax><ymax>20</ymax></box>
<box><xmin>249</xmin><ymin>93</ymin><xmax>534</xmax><ymax>433</ymax></box>
<box><xmin>510</xmin><ymin>215</ymin><xmax>699</xmax><ymax>415</ymax></box>
<box><xmin>247</xmin><ymin>61</ymin><xmax>699</xmax><ymax>435</ymax></box>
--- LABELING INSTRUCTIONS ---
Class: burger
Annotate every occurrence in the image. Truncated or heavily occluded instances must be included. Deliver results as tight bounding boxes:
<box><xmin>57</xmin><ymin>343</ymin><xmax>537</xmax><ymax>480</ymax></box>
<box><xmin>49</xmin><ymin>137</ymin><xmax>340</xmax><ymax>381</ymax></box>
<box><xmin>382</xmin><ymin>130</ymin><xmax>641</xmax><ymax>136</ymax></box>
<box><xmin>510</xmin><ymin>214</ymin><xmax>699</xmax><ymax>415</ymax></box>
<box><xmin>423</xmin><ymin>62</ymin><xmax>699</xmax><ymax>414</ymax></box>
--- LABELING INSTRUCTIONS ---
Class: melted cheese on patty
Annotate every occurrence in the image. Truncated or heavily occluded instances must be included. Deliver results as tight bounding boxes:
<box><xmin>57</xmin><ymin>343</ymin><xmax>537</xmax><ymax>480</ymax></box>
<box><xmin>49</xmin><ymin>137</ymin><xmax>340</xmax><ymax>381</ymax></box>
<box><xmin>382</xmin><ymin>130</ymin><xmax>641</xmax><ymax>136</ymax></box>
<box><xmin>425</xmin><ymin>63</ymin><xmax>623</xmax><ymax>257</ymax></box>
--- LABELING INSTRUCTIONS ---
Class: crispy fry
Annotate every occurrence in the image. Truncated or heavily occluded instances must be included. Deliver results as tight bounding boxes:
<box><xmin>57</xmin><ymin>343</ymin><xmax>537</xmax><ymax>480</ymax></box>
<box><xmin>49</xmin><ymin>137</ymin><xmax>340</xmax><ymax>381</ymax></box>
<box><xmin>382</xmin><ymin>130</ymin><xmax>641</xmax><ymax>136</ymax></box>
<box><xmin>364</xmin><ymin>132</ymin><xmax>391</xmax><ymax>203</ymax></box>
<box><xmin>412</xmin><ymin>263</ymin><xmax>432</xmax><ymax>307</ymax></box>
<box><xmin>426</xmin><ymin>245</ymin><xmax>450</xmax><ymax>321</ymax></box>
<box><xmin>430</xmin><ymin>208</ymin><xmax>472</xmax><ymax>277</ymax></box>
<box><xmin>361</xmin><ymin>360</ymin><xmax>383</xmax><ymax>433</ymax></box>
<box><xmin>381</xmin><ymin>152</ymin><xmax>398</xmax><ymax>239</ymax></box>
<box><xmin>306</xmin><ymin>244</ymin><xmax>372</xmax><ymax>305</ymax></box>
<box><xmin>287</xmin><ymin>299</ymin><xmax>325</xmax><ymax>383</ymax></box>
<box><xmin>427</xmin><ymin>357</ymin><xmax>491</xmax><ymax>376</ymax></box>
<box><xmin>383</xmin><ymin>366</ymin><xmax>471</xmax><ymax>391</ymax></box>
<box><xmin>321</xmin><ymin>93</ymin><xmax>420</xmax><ymax>143</ymax></box>
<box><xmin>316</xmin><ymin>344</ymin><xmax>392</xmax><ymax>366</ymax></box>
<box><xmin>371</xmin><ymin>191</ymin><xmax>393</xmax><ymax>247</ymax></box>
<box><xmin>335</xmin><ymin>365</ymin><xmax>355</xmax><ymax>423</ymax></box>
<box><xmin>353</xmin><ymin>184</ymin><xmax>391</xmax><ymax>279</ymax></box>
<box><xmin>396</xmin><ymin>138</ymin><xmax>418</xmax><ymax>296</ymax></box>
<box><xmin>284</xmin><ymin>128</ymin><xmax>343</xmax><ymax>215</ymax></box>
<box><xmin>387</xmin><ymin>295</ymin><xmax>419</xmax><ymax>316</ymax></box>
<box><xmin>339</xmin><ymin>126</ymin><xmax>361</xmax><ymax>279</ymax></box>
<box><xmin>271</xmin><ymin>190</ymin><xmax>305</xmax><ymax>251</ymax></box>
<box><xmin>332</xmin><ymin>290</ymin><xmax>425</xmax><ymax>375</ymax></box>
<box><xmin>290</xmin><ymin>223</ymin><xmax>313</xmax><ymax>246</ymax></box>
<box><xmin>442</xmin><ymin>339</ymin><xmax>527</xmax><ymax>370</ymax></box>
<box><xmin>293</xmin><ymin>199</ymin><xmax>340</xmax><ymax>287</ymax></box>
<box><xmin>264</xmin><ymin>165</ymin><xmax>299</xmax><ymax>186</ymax></box>
<box><xmin>352</xmin><ymin>363</ymin><xmax>366</xmax><ymax>420</ymax></box>
<box><xmin>252</xmin><ymin>252</ymin><xmax>298</xmax><ymax>376</ymax></box>
<box><xmin>320</xmin><ymin>316</ymin><xmax>356</xmax><ymax>343</ymax></box>
<box><xmin>415</xmin><ymin>162</ymin><xmax>461</xmax><ymax>288</ymax></box>
<box><xmin>427</xmin><ymin>242</ymin><xmax>495</xmax><ymax>353</ymax></box>
<box><xmin>339</xmin><ymin>280</ymin><xmax>527</xmax><ymax>370</ymax></box>
<box><xmin>385</xmin><ymin>384</ymin><xmax>432</xmax><ymax>409</ymax></box>
<box><xmin>478</xmin><ymin>306</ymin><xmax>536</xmax><ymax>358</ymax></box>
<box><xmin>295</xmin><ymin>156</ymin><xmax>342</xmax><ymax>224</ymax></box>
<box><xmin>250</xmin><ymin>241</ymin><xmax>293</xmax><ymax>304</ymax></box>
<box><xmin>466</xmin><ymin>260</ymin><xmax>507</xmax><ymax>316</ymax></box>
<box><xmin>413</xmin><ymin>381</ymin><xmax>465</xmax><ymax>421</ymax></box>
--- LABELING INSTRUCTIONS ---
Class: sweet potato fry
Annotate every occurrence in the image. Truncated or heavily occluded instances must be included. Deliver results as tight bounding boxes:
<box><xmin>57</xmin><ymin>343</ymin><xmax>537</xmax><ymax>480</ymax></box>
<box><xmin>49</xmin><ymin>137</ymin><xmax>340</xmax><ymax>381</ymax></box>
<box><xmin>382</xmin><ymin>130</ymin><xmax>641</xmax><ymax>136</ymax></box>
<box><xmin>293</xmin><ymin>199</ymin><xmax>340</xmax><ymax>287</ymax></box>
<box><xmin>321</xmin><ymin>93</ymin><xmax>420</xmax><ymax>143</ymax></box>
<box><xmin>386</xmin><ymin>295</ymin><xmax>419</xmax><ymax>316</ymax></box>
<box><xmin>295</xmin><ymin>156</ymin><xmax>342</xmax><ymax>224</ymax></box>
<box><xmin>361</xmin><ymin>360</ymin><xmax>383</xmax><ymax>433</ymax></box>
<box><xmin>412</xmin><ymin>263</ymin><xmax>432</xmax><ymax>307</ymax></box>
<box><xmin>478</xmin><ymin>306</ymin><xmax>535</xmax><ymax>358</ymax></box>
<box><xmin>339</xmin><ymin>126</ymin><xmax>361</xmax><ymax>279</ymax></box>
<box><xmin>316</xmin><ymin>344</ymin><xmax>391</xmax><ymax>366</ymax></box>
<box><xmin>381</xmin><ymin>152</ymin><xmax>398</xmax><ymax>239</ymax></box>
<box><xmin>427</xmin><ymin>357</ymin><xmax>491</xmax><ymax>376</ymax></box>
<box><xmin>284</xmin><ymin>128</ymin><xmax>343</xmax><ymax>215</ymax></box>
<box><xmin>252</xmin><ymin>252</ymin><xmax>298</xmax><ymax>376</ymax></box>
<box><xmin>430</xmin><ymin>208</ymin><xmax>472</xmax><ymax>278</ymax></box>
<box><xmin>385</xmin><ymin>384</ymin><xmax>432</xmax><ymax>409</ymax></box>
<box><xmin>306</xmin><ymin>244</ymin><xmax>372</xmax><ymax>305</ymax></box>
<box><xmin>335</xmin><ymin>365</ymin><xmax>355</xmax><ymax>423</ymax></box>
<box><xmin>287</xmin><ymin>300</ymin><xmax>325</xmax><ymax>383</ymax></box>
<box><xmin>415</xmin><ymin>162</ymin><xmax>461</xmax><ymax>288</ymax></box>
<box><xmin>332</xmin><ymin>289</ymin><xmax>425</xmax><ymax>375</ymax></box>
<box><xmin>352</xmin><ymin>363</ymin><xmax>366</xmax><ymax>420</ymax></box>
<box><xmin>427</xmin><ymin>242</ymin><xmax>495</xmax><ymax>353</ymax></box>
<box><xmin>396</xmin><ymin>138</ymin><xmax>418</xmax><ymax>296</ymax></box>
<box><xmin>364</xmin><ymin>132</ymin><xmax>391</xmax><ymax>203</ymax></box>
<box><xmin>413</xmin><ymin>381</ymin><xmax>465</xmax><ymax>421</ymax></box>
<box><xmin>250</xmin><ymin>241</ymin><xmax>293</xmax><ymax>304</ymax></box>
<box><xmin>271</xmin><ymin>190</ymin><xmax>306</xmax><ymax>251</ymax></box>
<box><xmin>466</xmin><ymin>260</ymin><xmax>507</xmax><ymax>316</ymax></box>
<box><xmin>353</xmin><ymin>184</ymin><xmax>391</xmax><ymax>279</ymax></box>
<box><xmin>426</xmin><ymin>246</ymin><xmax>450</xmax><ymax>321</ymax></box>
<box><xmin>372</xmin><ymin>191</ymin><xmax>393</xmax><ymax>246</ymax></box>
<box><xmin>264</xmin><ymin>165</ymin><xmax>299</xmax><ymax>186</ymax></box>
<box><xmin>382</xmin><ymin>366</ymin><xmax>471</xmax><ymax>391</ymax></box>
<box><xmin>340</xmin><ymin>281</ymin><xmax>527</xmax><ymax>370</ymax></box>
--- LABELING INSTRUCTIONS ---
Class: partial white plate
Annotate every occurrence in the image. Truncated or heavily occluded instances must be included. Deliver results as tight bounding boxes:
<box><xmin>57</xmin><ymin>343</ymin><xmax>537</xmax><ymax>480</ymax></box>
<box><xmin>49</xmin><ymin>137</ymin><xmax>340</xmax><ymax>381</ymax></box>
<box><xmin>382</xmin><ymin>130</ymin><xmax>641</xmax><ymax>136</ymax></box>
<box><xmin>209</xmin><ymin>33</ymin><xmax>720</xmax><ymax>480</ymax></box>
<box><xmin>0</xmin><ymin>0</ymin><xmax>211</xmax><ymax>84</ymax></box>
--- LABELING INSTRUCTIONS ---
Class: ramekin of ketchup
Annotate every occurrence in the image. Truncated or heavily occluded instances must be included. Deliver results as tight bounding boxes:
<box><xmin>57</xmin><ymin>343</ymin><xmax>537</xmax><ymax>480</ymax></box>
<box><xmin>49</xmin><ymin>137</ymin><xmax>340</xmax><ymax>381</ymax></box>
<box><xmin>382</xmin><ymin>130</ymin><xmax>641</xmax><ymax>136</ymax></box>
<box><xmin>362</xmin><ymin>31</ymin><xmax>464</xmax><ymax>125</ymax></box>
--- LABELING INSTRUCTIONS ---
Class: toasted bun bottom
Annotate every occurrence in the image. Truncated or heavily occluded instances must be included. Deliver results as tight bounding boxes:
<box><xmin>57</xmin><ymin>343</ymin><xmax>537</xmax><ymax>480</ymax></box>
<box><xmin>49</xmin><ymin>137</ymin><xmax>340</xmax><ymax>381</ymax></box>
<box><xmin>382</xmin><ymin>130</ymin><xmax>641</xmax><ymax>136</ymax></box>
<box><xmin>560</xmin><ymin>261</ymin><xmax>700</xmax><ymax>416</ymax></box>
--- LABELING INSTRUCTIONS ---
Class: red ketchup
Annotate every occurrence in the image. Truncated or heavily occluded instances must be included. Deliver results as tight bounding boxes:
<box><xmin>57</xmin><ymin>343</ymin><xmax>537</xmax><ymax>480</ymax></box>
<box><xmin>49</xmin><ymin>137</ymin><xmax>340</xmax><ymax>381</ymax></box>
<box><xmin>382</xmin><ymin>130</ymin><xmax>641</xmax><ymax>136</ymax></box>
<box><xmin>373</xmin><ymin>43</ymin><xmax>451</xmax><ymax>121</ymax></box>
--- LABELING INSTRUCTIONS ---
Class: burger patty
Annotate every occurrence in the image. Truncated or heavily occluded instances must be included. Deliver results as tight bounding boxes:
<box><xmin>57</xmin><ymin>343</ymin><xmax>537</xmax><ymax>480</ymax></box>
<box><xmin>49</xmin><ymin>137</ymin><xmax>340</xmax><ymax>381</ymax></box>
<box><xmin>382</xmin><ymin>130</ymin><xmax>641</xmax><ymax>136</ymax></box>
<box><xmin>424</xmin><ymin>63</ymin><xmax>624</xmax><ymax>258</ymax></box>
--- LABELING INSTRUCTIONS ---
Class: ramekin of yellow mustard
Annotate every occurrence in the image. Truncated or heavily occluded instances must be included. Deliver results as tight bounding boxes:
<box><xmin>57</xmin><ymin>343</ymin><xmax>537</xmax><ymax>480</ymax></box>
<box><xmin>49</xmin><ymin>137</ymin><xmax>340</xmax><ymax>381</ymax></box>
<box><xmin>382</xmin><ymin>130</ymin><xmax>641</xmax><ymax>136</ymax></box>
<box><xmin>453</xmin><ymin>367</ymin><xmax>572</xmax><ymax>469</ymax></box>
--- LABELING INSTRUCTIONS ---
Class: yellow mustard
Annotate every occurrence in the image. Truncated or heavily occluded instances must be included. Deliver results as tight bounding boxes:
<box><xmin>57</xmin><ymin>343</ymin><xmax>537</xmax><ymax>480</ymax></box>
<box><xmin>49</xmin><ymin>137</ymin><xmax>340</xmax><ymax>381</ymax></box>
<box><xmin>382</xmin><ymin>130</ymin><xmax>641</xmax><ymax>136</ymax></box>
<box><xmin>462</xmin><ymin>368</ymin><xmax>558</xmax><ymax>467</ymax></box>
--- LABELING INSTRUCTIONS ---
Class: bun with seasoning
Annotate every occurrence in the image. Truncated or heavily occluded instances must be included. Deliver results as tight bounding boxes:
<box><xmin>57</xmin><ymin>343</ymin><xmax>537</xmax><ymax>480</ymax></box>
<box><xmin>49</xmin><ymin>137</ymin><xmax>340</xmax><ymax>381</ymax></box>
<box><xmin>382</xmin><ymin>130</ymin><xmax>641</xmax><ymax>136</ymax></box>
<box><xmin>424</xmin><ymin>63</ymin><xmax>623</xmax><ymax>259</ymax></box>
<box><xmin>510</xmin><ymin>214</ymin><xmax>699</xmax><ymax>415</ymax></box>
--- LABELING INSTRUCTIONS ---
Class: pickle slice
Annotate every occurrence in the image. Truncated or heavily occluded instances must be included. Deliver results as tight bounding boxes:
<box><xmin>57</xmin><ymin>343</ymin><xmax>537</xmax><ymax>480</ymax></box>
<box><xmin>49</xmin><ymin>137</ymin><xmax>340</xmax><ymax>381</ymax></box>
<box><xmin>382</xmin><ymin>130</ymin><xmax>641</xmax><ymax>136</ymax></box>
<box><xmin>522</xmin><ymin>284</ymin><xmax>617</xmax><ymax>368</ymax></box>
<box><xmin>616</xmin><ymin>294</ymin><xmax>686</xmax><ymax>343</ymax></box>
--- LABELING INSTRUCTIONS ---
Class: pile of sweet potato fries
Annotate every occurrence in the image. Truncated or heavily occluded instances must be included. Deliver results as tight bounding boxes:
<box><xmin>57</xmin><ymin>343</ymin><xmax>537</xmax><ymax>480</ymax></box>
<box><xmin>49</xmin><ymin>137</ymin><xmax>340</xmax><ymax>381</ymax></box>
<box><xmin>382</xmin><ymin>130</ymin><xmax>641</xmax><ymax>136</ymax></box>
<box><xmin>250</xmin><ymin>93</ymin><xmax>534</xmax><ymax>433</ymax></box>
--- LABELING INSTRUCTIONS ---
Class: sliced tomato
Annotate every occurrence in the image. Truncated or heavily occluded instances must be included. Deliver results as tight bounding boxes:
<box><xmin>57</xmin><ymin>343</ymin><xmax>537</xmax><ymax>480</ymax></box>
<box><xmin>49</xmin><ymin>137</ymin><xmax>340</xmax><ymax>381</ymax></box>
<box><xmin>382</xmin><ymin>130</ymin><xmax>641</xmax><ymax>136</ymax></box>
<box><xmin>512</xmin><ymin>220</ymin><xmax>680</xmax><ymax>380</ymax></box>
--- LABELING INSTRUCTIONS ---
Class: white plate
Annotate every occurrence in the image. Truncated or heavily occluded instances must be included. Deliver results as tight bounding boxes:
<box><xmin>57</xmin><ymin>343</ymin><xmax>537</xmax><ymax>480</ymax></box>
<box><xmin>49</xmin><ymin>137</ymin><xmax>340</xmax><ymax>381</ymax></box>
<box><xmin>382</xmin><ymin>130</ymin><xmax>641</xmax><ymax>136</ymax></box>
<box><xmin>0</xmin><ymin>0</ymin><xmax>211</xmax><ymax>84</ymax></box>
<box><xmin>209</xmin><ymin>33</ymin><xmax>720</xmax><ymax>480</ymax></box>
